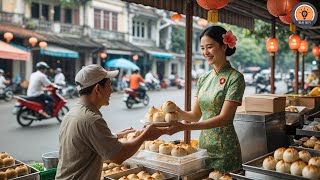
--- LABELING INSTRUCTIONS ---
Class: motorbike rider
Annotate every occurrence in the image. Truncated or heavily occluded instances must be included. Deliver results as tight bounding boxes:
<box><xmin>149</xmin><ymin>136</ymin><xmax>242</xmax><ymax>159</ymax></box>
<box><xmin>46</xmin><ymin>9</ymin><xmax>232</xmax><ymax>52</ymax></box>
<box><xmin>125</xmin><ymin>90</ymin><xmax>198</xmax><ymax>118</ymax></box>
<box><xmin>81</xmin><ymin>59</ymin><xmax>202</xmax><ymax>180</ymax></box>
<box><xmin>129</xmin><ymin>69</ymin><xmax>145</xmax><ymax>101</ymax></box>
<box><xmin>27</xmin><ymin>62</ymin><xmax>54</xmax><ymax>118</ymax></box>
<box><xmin>145</xmin><ymin>69</ymin><xmax>159</xmax><ymax>90</ymax></box>
<box><xmin>0</xmin><ymin>69</ymin><xmax>10</xmax><ymax>94</ymax></box>
<box><xmin>54</xmin><ymin>68</ymin><xmax>66</xmax><ymax>86</ymax></box>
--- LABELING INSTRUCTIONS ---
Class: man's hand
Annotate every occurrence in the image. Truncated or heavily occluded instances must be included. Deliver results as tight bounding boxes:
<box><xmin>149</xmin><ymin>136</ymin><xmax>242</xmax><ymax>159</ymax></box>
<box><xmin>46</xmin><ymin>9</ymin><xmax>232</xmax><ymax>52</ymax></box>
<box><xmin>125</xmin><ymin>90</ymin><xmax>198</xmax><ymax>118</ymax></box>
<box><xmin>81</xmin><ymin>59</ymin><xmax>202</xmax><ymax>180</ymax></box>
<box><xmin>142</xmin><ymin>124</ymin><xmax>168</xmax><ymax>141</ymax></box>
<box><xmin>116</xmin><ymin>127</ymin><xmax>136</xmax><ymax>139</ymax></box>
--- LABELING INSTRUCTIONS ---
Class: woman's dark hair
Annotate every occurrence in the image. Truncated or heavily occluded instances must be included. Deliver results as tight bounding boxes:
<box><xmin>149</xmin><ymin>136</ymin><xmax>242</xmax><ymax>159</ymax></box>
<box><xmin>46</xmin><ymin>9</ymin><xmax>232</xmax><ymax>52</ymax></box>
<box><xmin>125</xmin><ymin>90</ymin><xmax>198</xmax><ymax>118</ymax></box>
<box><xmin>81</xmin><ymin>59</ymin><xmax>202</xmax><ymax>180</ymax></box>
<box><xmin>199</xmin><ymin>26</ymin><xmax>236</xmax><ymax>56</ymax></box>
<box><xmin>79</xmin><ymin>78</ymin><xmax>108</xmax><ymax>96</ymax></box>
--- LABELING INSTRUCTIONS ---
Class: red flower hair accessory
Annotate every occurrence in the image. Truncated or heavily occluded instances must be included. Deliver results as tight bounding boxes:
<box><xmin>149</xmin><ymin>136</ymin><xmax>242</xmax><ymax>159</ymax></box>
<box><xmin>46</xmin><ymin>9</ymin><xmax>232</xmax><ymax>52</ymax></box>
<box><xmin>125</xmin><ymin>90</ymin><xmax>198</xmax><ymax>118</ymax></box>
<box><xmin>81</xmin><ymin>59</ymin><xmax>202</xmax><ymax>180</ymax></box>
<box><xmin>222</xmin><ymin>30</ymin><xmax>237</xmax><ymax>49</ymax></box>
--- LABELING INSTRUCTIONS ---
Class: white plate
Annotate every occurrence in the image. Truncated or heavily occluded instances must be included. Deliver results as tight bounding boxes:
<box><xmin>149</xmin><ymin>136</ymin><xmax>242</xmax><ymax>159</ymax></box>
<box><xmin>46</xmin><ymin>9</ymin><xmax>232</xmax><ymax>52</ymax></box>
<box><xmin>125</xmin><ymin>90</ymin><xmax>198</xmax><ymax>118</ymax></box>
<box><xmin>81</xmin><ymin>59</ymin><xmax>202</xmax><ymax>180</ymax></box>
<box><xmin>140</xmin><ymin>119</ymin><xmax>171</xmax><ymax>127</ymax></box>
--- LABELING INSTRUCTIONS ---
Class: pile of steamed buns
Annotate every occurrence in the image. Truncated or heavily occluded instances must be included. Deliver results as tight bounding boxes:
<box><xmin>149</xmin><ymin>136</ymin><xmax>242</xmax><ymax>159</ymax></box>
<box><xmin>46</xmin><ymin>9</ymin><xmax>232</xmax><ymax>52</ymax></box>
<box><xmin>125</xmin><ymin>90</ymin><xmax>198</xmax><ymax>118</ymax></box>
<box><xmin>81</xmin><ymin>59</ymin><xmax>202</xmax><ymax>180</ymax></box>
<box><xmin>142</xmin><ymin>140</ymin><xmax>197</xmax><ymax>157</ymax></box>
<box><xmin>118</xmin><ymin>171</ymin><xmax>165</xmax><ymax>180</ymax></box>
<box><xmin>263</xmin><ymin>147</ymin><xmax>320</xmax><ymax>179</ymax></box>
<box><xmin>0</xmin><ymin>152</ymin><xmax>30</xmax><ymax>179</ymax></box>
<box><xmin>144</xmin><ymin>101</ymin><xmax>181</xmax><ymax>123</ymax></box>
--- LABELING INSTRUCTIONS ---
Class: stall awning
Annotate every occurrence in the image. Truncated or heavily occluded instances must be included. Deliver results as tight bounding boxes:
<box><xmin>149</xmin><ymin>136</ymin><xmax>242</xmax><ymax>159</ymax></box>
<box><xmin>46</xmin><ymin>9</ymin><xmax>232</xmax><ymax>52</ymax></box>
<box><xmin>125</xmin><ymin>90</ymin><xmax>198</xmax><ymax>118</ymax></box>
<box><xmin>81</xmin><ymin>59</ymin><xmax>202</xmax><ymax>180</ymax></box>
<box><xmin>0</xmin><ymin>41</ymin><xmax>30</xmax><ymax>61</ymax></box>
<box><xmin>40</xmin><ymin>45</ymin><xmax>79</xmax><ymax>58</ymax></box>
<box><xmin>150</xmin><ymin>51</ymin><xmax>174</xmax><ymax>59</ymax></box>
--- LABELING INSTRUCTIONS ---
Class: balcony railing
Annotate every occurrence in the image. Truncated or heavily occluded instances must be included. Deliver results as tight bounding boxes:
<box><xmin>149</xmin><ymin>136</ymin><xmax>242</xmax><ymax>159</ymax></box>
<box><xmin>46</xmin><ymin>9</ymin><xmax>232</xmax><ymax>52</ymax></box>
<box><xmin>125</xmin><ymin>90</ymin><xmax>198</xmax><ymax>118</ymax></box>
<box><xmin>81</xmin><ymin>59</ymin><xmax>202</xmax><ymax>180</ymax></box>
<box><xmin>132</xmin><ymin>37</ymin><xmax>155</xmax><ymax>46</ymax></box>
<box><xmin>91</xmin><ymin>29</ymin><xmax>125</xmax><ymax>41</ymax></box>
<box><xmin>0</xmin><ymin>11</ymin><xmax>24</xmax><ymax>25</ymax></box>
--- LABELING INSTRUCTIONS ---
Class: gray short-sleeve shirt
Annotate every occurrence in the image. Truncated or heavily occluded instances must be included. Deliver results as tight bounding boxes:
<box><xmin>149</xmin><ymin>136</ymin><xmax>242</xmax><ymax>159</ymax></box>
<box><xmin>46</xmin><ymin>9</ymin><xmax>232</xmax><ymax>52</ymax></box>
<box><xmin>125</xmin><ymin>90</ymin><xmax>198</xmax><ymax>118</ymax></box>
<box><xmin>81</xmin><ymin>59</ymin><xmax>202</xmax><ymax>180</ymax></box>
<box><xmin>56</xmin><ymin>100</ymin><xmax>122</xmax><ymax>180</ymax></box>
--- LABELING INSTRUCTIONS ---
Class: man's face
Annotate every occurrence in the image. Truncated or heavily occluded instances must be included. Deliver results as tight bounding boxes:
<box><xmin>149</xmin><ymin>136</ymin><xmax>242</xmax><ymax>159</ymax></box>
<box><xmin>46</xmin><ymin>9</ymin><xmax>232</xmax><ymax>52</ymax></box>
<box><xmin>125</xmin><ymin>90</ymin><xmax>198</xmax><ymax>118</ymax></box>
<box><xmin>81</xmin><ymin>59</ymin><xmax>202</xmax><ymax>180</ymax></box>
<box><xmin>101</xmin><ymin>79</ymin><xmax>112</xmax><ymax>106</ymax></box>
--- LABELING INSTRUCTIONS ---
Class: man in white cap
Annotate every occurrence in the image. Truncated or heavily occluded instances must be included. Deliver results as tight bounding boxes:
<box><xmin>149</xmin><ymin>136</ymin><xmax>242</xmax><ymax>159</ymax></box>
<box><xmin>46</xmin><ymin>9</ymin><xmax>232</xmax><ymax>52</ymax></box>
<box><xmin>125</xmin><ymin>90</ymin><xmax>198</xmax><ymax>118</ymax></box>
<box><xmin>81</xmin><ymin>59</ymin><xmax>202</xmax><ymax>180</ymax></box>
<box><xmin>54</xmin><ymin>67</ymin><xmax>65</xmax><ymax>86</ymax></box>
<box><xmin>56</xmin><ymin>64</ymin><xmax>167</xmax><ymax>180</ymax></box>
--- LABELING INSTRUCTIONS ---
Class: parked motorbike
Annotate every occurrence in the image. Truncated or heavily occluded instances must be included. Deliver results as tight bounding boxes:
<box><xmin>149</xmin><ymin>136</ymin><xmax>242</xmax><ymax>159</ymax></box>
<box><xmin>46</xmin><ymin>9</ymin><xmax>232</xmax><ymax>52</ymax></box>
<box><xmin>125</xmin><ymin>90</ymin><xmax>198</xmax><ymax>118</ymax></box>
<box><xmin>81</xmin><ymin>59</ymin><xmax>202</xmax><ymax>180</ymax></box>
<box><xmin>58</xmin><ymin>84</ymin><xmax>79</xmax><ymax>99</ymax></box>
<box><xmin>123</xmin><ymin>85</ymin><xmax>149</xmax><ymax>109</ymax></box>
<box><xmin>12</xmin><ymin>85</ymin><xmax>69</xmax><ymax>127</ymax></box>
<box><xmin>254</xmin><ymin>74</ymin><xmax>276</xmax><ymax>94</ymax></box>
<box><xmin>0</xmin><ymin>87</ymin><xmax>14</xmax><ymax>101</ymax></box>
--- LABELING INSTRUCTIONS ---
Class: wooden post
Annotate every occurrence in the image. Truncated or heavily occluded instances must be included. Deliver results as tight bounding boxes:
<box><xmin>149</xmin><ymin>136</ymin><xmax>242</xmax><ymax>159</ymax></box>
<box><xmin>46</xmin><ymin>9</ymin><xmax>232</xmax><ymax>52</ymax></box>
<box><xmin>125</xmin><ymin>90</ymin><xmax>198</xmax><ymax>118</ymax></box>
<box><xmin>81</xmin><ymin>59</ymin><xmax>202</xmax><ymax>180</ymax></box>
<box><xmin>294</xmin><ymin>51</ymin><xmax>299</xmax><ymax>94</ymax></box>
<box><xmin>270</xmin><ymin>17</ymin><xmax>275</xmax><ymax>94</ymax></box>
<box><xmin>184</xmin><ymin>0</ymin><xmax>193</xmax><ymax>144</ymax></box>
<box><xmin>301</xmin><ymin>53</ymin><xmax>305</xmax><ymax>92</ymax></box>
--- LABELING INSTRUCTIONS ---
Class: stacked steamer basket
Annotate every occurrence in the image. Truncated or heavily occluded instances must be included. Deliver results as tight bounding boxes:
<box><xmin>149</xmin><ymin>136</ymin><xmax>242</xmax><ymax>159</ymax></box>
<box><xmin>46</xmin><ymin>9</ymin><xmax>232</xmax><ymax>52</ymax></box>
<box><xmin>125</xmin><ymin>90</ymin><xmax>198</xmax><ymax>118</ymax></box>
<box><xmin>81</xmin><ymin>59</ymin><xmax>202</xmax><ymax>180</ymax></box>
<box><xmin>0</xmin><ymin>152</ymin><xmax>40</xmax><ymax>180</ymax></box>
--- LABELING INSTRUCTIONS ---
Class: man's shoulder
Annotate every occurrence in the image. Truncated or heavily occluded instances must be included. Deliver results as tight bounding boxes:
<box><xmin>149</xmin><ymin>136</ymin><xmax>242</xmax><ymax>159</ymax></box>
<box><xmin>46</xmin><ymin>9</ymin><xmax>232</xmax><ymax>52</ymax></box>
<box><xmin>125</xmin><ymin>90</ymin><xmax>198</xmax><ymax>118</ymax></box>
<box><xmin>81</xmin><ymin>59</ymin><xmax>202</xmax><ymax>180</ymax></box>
<box><xmin>68</xmin><ymin>104</ymin><xmax>102</xmax><ymax>123</ymax></box>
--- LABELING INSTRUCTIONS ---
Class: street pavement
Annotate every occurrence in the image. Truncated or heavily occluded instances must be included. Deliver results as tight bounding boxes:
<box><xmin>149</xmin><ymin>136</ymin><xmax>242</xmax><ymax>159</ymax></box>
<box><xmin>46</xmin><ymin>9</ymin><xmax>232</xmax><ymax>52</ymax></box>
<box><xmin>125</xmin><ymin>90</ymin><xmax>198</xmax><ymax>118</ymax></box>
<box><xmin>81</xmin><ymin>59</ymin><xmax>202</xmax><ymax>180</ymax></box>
<box><xmin>0</xmin><ymin>80</ymin><xmax>287</xmax><ymax>163</ymax></box>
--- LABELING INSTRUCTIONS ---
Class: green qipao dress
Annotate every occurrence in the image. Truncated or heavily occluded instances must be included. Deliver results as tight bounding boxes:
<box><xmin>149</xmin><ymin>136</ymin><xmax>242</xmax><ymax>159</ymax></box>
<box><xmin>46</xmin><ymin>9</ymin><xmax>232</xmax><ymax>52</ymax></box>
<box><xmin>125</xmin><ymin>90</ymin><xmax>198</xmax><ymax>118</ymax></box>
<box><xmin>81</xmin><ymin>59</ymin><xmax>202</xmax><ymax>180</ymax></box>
<box><xmin>196</xmin><ymin>62</ymin><xmax>245</xmax><ymax>172</ymax></box>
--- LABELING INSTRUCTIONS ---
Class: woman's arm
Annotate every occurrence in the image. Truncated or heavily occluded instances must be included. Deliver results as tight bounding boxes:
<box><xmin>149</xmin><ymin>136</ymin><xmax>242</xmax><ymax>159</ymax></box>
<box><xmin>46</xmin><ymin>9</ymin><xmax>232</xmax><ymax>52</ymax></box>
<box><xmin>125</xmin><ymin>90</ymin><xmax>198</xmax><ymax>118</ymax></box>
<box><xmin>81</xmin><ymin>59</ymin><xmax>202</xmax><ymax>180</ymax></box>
<box><xmin>178</xmin><ymin>97</ymin><xmax>202</xmax><ymax>122</ymax></box>
<box><xmin>169</xmin><ymin>101</ymin><xmax>239</xmax><ymax>134</ymax></box>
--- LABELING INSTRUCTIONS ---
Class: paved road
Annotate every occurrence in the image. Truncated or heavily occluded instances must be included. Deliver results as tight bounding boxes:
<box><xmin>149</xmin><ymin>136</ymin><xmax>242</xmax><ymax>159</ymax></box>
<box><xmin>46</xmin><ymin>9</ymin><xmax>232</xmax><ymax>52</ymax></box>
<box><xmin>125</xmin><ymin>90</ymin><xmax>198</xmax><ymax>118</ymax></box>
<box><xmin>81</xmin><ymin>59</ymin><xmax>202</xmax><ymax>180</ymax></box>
<box><xmin>0</xmin><ymin>80</ymin><xmax>287</xmax><ymax>162</ymax></box>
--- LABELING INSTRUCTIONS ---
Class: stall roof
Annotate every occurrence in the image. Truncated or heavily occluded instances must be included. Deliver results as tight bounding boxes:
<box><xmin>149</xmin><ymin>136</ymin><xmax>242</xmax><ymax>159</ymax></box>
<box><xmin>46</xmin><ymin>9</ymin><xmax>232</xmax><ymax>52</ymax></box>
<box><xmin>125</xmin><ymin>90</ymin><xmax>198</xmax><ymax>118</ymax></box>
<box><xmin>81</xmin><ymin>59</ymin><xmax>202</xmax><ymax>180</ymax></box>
<box><xmin>0</xmin><ymin>24</ymin><xmax>44</xmax><ymax>40</ymax></box>
<box><xmin>0</xmin><ymin>40</ymin><xmax>30</xmax><ymax>61</ymax></box>
<box><xmin>121</xmin><ymin>0</ymin><xmax>320</xmax><ymax>39</ymax></box>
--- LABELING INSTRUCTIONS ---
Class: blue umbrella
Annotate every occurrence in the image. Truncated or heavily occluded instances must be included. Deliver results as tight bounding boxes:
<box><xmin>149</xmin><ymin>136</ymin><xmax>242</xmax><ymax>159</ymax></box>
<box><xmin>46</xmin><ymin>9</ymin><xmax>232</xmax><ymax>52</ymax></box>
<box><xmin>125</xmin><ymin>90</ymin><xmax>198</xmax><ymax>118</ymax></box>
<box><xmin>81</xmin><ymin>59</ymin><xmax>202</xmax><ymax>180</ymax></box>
<box><xmin>105</xmin><ymin>58</ymin><xmax>140</xmax><ymax>70</ymax></box>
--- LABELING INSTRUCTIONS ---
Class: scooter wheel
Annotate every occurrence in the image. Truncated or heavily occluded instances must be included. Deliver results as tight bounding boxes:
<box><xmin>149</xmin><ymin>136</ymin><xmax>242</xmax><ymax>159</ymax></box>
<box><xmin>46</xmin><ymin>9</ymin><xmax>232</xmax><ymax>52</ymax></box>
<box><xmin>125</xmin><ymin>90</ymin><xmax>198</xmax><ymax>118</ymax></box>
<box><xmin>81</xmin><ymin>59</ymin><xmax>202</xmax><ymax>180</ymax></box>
<box><xmin>126</xmin><ymin>96</ymin><xmax>134</xmax><ymax>109</ymax></box>
<box><xmin>143</xmin><ymin>95</ymin><xmax>149</xmax><ymax>106</ymax></box>
<box><xmin>4</xmin><ymin>91</ymin><xmax>13</xmax><ymax>102</ymax></box>
<box><xmin>17</xmin><ymin>108</ymin><xmax>34</xmax><ymax>127</ymax></box>
<box><xmin>56</xmin><ymin>105</ymin><xmax>69</xmax><ymax>122</ymax></box>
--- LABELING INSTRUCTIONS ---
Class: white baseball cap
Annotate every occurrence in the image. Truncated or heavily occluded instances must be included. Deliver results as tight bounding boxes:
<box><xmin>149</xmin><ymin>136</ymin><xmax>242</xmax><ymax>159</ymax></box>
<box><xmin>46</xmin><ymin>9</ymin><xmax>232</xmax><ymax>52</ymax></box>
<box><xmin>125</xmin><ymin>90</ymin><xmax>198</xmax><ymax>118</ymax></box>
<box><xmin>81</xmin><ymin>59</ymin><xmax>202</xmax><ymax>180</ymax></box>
<box><xmin>75</xmin><ymin>64</ymin><xmax>119</xmax><ymax>91</ymax></box>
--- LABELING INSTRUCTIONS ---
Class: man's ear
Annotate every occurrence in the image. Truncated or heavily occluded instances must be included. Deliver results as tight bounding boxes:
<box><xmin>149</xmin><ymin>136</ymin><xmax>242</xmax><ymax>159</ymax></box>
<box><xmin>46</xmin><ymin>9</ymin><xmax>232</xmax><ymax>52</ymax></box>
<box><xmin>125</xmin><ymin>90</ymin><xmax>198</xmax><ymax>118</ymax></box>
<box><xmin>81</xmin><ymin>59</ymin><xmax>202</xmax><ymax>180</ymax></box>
<box><xmin>94</xmin><ymin>84</ymin><xmax>102</xmax><ymax>95</ymax></box>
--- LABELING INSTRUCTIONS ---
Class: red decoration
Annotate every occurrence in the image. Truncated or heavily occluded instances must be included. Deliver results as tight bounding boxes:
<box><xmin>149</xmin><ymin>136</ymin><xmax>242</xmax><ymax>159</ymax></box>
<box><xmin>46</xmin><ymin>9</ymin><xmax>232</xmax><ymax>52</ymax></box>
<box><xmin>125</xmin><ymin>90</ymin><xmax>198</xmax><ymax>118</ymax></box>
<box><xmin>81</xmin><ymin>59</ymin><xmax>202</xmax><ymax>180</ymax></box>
<box><xmin>279</xmin><ymin>11</ymin><xmax>296</xmax><ymax>32</ymax></box>
<box><xmin>196</xmin><ymin>0</ymin><xmax>229</xmax><ymax>10</ymax></box>
<box><xmin>28</xmin><ymin>37</ymin><xmax>38</xmax><ymax>47</ymax></box>
<box><xmin>196</xmin><ymin>0</ymin><xmax>229</xmax><ymax>23</ymax></box>
<box><xmin>266</xmin><ymin>38</ymin><xmax>278</xmax><ymax>55</ymax></box>
<box><xmin>39</xmin><ymin>41</ymin><xmax>47</xmax><ymax>49</ymax></box>
<box><xmin>100</xmin><ymin>52</ymin><xmax>107</xmax><ymax>59</ymax></box>
<box><xmin>171</xmin><ymin>13</ymin><xmax>182</xmax><ymax>22</ymax></box>
<box><xmin>133</xmin><ymin>55</ymin><xmax>139</xmax><ymax>61</ymax></box>
<box><xmin>4</xmin><ymin>32</ymin><xmax>13</xmax><ymax>43</ymax></box>
<box><xmin>288</xmin><ymin>34</ymin><xmax>301</xmax><ymax>50</ymax></box>
<box><xmin>267</xmin><ymin>0</ymin><xmax>298</xmax><ymax>17</ymax></box>
<box><xmin>219</xmin><ymin>78</ymin><xmax>225</xmax><ymax>84</ymax></box>
<box><xmin>312</xmin><ymin>46</ymin><xmax>320</xmax><ymax>56</ymax></box>
<box><xmin>298</xmin><ymin>40</ymin><xmax>308</xmax><ymax>53</ymax></box>
<box><xmin>197</xmin><ymin>18</ymin><xmax>208</xmax><ymax>27</ymax></box>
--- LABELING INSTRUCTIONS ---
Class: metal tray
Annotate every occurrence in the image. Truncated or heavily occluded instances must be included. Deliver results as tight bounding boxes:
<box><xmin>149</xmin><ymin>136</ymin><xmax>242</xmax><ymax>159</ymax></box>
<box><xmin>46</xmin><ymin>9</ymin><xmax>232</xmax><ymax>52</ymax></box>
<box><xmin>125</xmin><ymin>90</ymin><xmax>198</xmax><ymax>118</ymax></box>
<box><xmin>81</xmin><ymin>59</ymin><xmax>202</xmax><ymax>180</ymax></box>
<box><xmin>0</xmin><ymin>163</ymin><xmax>40</xmax><ymax>180</ymax></box>
<box><xmin>296</xmin><ymin>120</ymin><xmax>320</xmax><ymax>137</ymax></box>
<box><xmin>230</xmin><ymin>169</ymin><xmax>260</xmax><ymax>180</ymax></box>
<box><xmin>290</xmin><ymin>143</ymin><xmax>320</xmax><ymax>154</ymax></box>
<box><xmin>0</xmin><ymin>159</ymin><xmax>22</xmax><ymax>170</ymax></box>
<box><xmin>104</xmin><ymin>166</ymin><xmax>178</xmax><ymax>180</ymax></box>
<box><xmin>181</xmin><ymin>168</ymin><xmax>213</xmax><ymax>180</ymax></box>
<box><xmin>242</xmin><ymin>150</ymin><xmax>320</xmax><ymax>180</ymax></box>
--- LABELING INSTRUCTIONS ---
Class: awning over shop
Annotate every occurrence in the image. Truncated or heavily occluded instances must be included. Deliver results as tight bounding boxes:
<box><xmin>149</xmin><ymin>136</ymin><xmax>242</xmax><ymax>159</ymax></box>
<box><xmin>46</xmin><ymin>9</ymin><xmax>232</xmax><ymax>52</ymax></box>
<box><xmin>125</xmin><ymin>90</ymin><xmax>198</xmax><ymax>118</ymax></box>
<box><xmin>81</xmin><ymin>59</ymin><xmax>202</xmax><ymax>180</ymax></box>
<box><xmin>140</xmin><ymin>46</ymin><xmax>174</xmax><ymax>59</ymax></box>
<box><xmin>0</xmin><ymin>40</ymin><xmax>30</xmax><ymax>61</ymax></box>
<box><xmin>40</xmin><ymin>45</ymin><xmax>79</xmax><ymax>58</ymax></box>
<box><xmin>150</xmin><ymin>51</ymin><xmax>174</xmax><ymax>59</ymax></box>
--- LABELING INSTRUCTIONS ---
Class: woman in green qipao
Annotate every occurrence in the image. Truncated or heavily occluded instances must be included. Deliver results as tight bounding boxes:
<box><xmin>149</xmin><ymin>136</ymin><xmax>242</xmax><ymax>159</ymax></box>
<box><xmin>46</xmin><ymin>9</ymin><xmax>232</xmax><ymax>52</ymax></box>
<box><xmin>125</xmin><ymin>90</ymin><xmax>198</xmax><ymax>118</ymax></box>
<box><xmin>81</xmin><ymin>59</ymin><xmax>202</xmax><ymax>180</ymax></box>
<box><xmin>168</xmin><ymin>26</ymin><xmax>245</xmax><ymax>172</ymax></box>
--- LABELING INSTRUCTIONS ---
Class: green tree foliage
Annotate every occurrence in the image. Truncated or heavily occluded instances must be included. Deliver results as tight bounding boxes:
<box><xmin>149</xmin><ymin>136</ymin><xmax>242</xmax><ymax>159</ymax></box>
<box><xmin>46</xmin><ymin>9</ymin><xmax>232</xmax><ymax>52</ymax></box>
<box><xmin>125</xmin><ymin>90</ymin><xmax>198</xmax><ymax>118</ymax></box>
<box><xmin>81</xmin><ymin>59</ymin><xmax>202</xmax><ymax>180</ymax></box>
<box><xmin>171</xmin><ymin>26</ymin><xmax>185</xmax><ymax>53</ymax></box>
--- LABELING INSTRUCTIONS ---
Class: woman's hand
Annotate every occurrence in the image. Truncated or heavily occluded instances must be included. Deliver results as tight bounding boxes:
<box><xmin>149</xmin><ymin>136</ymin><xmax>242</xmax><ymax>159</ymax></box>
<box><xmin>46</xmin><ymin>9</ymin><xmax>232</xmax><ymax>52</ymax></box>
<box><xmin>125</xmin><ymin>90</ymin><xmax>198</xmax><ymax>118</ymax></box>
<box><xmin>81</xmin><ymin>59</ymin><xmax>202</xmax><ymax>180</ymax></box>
<box><xmin>166</xmin><ymin>121</ymin><xmax>186</xmax><ymax>135</ymax></box>
<box><xmin>116</xmin><ymin>127</ymin><xmax>135</xmax><ymax>139</ymax></box>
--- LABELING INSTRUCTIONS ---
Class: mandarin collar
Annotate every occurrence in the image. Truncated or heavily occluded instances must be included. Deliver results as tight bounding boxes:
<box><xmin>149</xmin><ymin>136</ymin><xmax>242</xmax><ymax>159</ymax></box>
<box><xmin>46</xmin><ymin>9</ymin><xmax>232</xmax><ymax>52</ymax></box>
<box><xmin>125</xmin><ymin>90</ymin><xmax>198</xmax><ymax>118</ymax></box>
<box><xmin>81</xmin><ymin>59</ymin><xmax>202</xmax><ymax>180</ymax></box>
<box><xmin>213</xmin><ymin>61</ymin><xmax>231</xmax><ymax>75</ymax></box>
<box><xmin>78</xmin><ymin>99</ymin><xmax>102</xmax><ymax>116</ymax></box>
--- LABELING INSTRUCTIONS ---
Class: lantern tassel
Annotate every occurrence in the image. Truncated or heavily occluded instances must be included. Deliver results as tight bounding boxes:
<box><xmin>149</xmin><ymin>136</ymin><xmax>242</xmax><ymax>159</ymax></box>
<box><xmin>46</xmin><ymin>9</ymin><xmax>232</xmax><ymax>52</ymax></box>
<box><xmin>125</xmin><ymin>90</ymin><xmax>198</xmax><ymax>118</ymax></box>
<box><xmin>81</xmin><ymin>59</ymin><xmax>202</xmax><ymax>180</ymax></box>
<box><xmin>290</xmin><ymin>23</ymin><xmax>296</xmax><ymax>32</ymax></box>
<box><xmin>208</xmin><ymin>9</ymin><xmax>218</xmax><ymax>23</ymax></box>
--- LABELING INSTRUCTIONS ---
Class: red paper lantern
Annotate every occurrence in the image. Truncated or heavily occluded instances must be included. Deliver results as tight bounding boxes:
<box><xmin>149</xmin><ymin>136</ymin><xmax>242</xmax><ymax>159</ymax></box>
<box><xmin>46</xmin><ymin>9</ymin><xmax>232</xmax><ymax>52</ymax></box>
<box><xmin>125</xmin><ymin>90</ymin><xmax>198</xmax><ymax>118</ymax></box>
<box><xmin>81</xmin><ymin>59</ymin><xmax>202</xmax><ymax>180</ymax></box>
<box><xmin>279</xmin><ymin>11</ymin><xmax>296</xmax><ymax>32</ymax></box>
<box><xmin>266</xmin><ymin>38</ymin><xmax>278</xmax><ymax>55</ymax></box>
<box><xmin>4</xmin><ymin>32</ymin><xmax>13</xmax><ymax>43</ymax></box>
<box><xmin>197</xmin><ymin>18</ymin><xmax>208</xmax><ymax>27</ymax></box>
<box><xmin>196</xmin><ymin>0</ymin><xmax>229</xmax><ymax>10</ymax></box>
<box><xmin>39</xmin><ymin>41</ymin><xmax>47</xmax><ymax>49</ymax></box>
<box><xmin>132</xmin><ymin>55</ymin><xmax>139</xmax><ymax>61</ymax></box>
<box><xmin>298</xmin><ymin>40</ymin><xmax>308</xmax><ymax>53</ymax></box>
<box><xmin>288</xmin><ymin>34</ymin><xmax>301</xmax><ymax>50</ymax></box>
<box><xmin>196</xmin><ymin>0</ymin><xmax>229</xmax><ymax>23</ymax></box>
<box><xmin>267</xmin><ymin>0</ymin><xmax>298</xmax><ymax>17</ymax></box>
<box><xmin>28</xmin><ymin>37</ymin><xmax>38</xmax><ymax>47</ymax></box>
<box><xmin>100</xmin><ymin>52</ymin><xmax>107</xmax><ymax>59</ymax></box>
<box><xmin>312</xmin><ymin>46</ymin><xmax>320</xmax><ymax>56</ymax></box>
<box><xmin>171</xmin><ymin>13</ymin><xmax>182</xmax><ymax>22</ymax></box>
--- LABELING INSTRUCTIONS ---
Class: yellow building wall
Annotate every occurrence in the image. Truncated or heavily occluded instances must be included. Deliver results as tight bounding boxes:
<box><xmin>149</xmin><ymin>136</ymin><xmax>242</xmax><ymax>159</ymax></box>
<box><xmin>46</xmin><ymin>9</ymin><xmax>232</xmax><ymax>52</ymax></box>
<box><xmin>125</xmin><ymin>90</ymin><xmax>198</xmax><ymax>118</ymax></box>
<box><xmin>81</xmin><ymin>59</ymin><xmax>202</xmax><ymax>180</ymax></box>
<box><xmin>3</xmin><ymin>0</ymin><xmax>17</xmax><ymax>13</ymax></box>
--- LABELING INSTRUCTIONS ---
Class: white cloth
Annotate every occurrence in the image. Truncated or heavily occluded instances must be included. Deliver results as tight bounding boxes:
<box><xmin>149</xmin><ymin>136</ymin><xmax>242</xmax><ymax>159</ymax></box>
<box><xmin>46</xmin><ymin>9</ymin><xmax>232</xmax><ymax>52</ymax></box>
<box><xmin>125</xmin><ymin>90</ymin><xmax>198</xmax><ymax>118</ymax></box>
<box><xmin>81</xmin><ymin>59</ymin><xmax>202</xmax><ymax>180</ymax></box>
<box><xmin>145</xmin><ymin>72</ymin><xmax>158</xmax><ymax>83</ymax></box>
<box><xmin>0</xmin><ymin>75</ymin><xmax>6</xmax><ymax>89</ymax></box>
<box><xmin>27</xmin><ymin>71</ymin><xmax>52</xmax><ymax>97</ymax></box>
<box><xmin>54</xmin><ymin>73</ymin><xmax>66</xmax><ymax>85</ymax></box>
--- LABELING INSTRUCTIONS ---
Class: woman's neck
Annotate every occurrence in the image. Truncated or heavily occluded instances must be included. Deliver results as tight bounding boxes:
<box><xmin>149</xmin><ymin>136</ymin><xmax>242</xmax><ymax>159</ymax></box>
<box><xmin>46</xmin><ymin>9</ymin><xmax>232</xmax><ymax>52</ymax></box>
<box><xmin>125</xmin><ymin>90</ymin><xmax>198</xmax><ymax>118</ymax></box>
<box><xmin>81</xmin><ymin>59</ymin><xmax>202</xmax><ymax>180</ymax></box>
<box><xmin>213</xmin><ymin>59</ymin><xmax>228</xmax><ymax>73</ymax></box>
